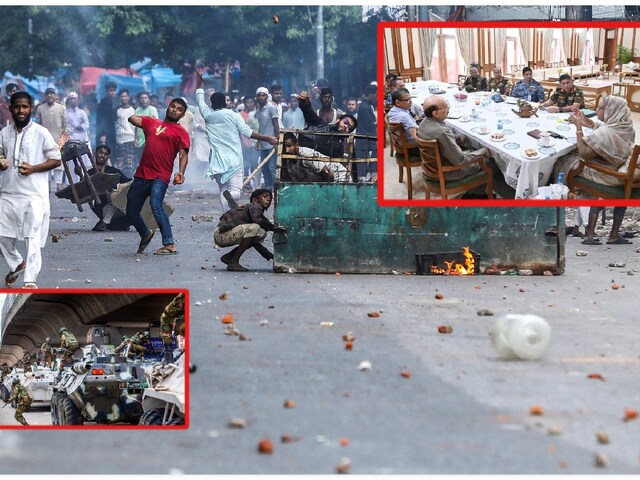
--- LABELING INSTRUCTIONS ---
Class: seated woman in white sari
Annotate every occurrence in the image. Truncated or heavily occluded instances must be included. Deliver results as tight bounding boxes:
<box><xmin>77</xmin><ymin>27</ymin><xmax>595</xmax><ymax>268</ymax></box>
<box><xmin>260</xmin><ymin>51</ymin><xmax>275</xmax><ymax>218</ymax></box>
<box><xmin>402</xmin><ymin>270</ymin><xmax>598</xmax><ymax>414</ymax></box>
<box><xmin>555</xmin><ymin>96</ymin><xmax>636</xmax><ymax>187</ymax></box>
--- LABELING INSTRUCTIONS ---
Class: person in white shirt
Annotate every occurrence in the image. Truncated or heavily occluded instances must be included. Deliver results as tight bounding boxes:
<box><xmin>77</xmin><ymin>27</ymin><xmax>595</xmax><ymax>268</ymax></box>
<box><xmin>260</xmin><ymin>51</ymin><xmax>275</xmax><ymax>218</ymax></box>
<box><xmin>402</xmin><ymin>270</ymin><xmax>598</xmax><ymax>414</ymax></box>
<box><xmin>282</xmin><ymin>94</ymin><xmax>305</xmax><ymax>130</ymax></box>
<box><xmin>0</xmin><ymin>92</ymin><xmax>62</xmax><ymax>288</ymax></box>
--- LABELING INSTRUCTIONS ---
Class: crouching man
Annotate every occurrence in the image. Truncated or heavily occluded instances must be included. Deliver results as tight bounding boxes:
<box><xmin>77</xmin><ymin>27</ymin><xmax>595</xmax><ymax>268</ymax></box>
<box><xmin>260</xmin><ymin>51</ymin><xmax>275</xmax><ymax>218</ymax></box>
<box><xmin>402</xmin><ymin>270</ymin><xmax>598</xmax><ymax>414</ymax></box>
<box><xmin>214</xmin><ymin>189</ymin><xmax>275</xmax><ymax>272</ymax></box>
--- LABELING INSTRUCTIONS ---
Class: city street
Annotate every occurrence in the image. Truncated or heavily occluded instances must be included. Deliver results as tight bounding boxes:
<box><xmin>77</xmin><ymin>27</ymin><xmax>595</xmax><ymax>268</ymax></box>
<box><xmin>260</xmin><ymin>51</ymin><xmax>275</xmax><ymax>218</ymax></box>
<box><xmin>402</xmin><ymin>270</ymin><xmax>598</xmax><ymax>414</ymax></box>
<box><xmin>1</xmin><ymin>183</ymin><xmax>640</xmax><ymax>474</ymax></box>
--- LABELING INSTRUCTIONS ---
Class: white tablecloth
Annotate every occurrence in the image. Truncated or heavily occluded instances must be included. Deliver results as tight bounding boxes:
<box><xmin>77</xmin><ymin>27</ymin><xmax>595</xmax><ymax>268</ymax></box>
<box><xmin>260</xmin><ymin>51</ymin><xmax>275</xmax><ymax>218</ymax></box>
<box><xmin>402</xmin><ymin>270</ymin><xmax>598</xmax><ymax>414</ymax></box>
<box><xmin>406</xmin><ymin>81</ymin><xmax>579</xmax><ymax>198</ymax></box>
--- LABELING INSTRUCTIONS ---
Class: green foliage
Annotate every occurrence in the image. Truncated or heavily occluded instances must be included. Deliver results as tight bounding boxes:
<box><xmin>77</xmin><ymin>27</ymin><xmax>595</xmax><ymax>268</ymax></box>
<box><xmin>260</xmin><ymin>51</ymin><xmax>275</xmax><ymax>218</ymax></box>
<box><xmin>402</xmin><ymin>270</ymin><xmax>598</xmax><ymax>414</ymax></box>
<box><xmin>618</xmin><ymin>45</ymin><xmax>636</xmax><ymax>64</ymax></box>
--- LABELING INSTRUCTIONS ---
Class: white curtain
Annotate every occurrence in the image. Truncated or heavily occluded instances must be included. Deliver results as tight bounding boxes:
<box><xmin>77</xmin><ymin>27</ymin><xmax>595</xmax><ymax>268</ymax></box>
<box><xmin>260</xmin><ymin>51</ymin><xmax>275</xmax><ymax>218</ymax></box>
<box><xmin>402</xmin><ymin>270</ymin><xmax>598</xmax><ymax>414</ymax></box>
<box><xmin>519</xmin><ymin>28</ymin><xmax>533</xmax><ymax>65</ymax></box>
<box><xmin>494</xmin><ymin>28</ymin><xmax>507</xmax><ymax>70</ymax></box>
<box><xmin>457</xmin><ymin>28</ymin><xmax>474</xmax><ymax>71</ymax></box>
<box><xmin>562</xmin><ymin>28</ymin><xmax>572</xmax><ymax>65</ymax></box>
<box><xmin>542</xmin><ymin>28</ymin><xmax>554</xmax><ymax>64</ymax></box>
<box><xmin>591</xmin><ymin>28</ymin><xmax>603</xmax><ymax>65</ymax></box>
<box><xmin>419</xmin><ymin>28</ymin><xmax>437</xmax><ymax>80</ymax></box>
<box><xmin>576</xmin><ymin>29</ymin><xmax>587</xmax><ymax>65</ymax></box>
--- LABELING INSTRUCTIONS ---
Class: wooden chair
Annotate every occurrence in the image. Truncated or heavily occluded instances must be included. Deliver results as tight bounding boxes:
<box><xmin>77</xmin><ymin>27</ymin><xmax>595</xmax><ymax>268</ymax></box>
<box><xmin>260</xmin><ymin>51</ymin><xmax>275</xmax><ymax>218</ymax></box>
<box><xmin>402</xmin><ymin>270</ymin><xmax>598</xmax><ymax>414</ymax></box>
<box><xmin>457</xmin><ymin>74</ymin><xmax>466</xmax><ymax>86</ymax></box>
<box><xmin>567</xmin><ymin>145</ymin><xmax>640</xmax><ymax>199</ymax></box>
<box><xmin>583</xmin><ymin>93</ymin><xmax>602</xmax><ymax>110</ymax></box>
<box><xmin>415</xmin><ymin>136</ymin><xmax>494</xmax><ymax>200</ymax></box>
<box><xmin>385</xmin><ymin>115</ymin><xmax>421</xmax><ymax>199</ymax></box>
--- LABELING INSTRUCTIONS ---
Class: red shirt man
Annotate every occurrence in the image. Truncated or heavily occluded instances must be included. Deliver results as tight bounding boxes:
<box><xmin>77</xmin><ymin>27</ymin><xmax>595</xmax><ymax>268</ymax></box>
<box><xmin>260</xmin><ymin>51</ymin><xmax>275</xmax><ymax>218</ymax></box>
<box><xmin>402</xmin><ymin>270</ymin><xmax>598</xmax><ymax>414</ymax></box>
<box><xmin>126</xmin><ymin>98</ymin><xmax>190</xmax><ymax>256</ymax></box>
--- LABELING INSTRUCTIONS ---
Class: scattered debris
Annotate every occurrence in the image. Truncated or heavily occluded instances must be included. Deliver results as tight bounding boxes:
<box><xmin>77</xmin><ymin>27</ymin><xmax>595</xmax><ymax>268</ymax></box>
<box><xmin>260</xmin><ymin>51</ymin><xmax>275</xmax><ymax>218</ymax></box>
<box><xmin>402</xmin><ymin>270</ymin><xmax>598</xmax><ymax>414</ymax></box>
<box><xmin>435</xmin><ymin>293</ymin><xmax>444</xmax><ymax>300</ymax></box>
<box><xmin>336</xmin><ymin>457</ymin><xmax>351</xmax><ymax>474</ymax></box>
<box><xmin>477</xmin><ymin>309</ymin><xmax>494</xmax><ymax>316</ymax></box>
<box><xmin>257</xmin><ymin>438</ymin><xmax>274</xmax><ymax>454</ymax></box>
<box><xmin>221</xmin><ymin>314</ymin><xmax>234</xmax><ymax>324</ymax></box>
<box><xmin>547</xmin><ymin>425</ymin><xmax>563</xmax><ymax>436</ymax></box>
<box><xmin>609</xmin><ymin>262</ymin><xmax>626</xmax><ymax>268</ymax></box>
<box><xmin>191</xmin><ymin>214</ymin><xmax>214</xmax><ymax>222</ymax></box>
<box><xmin>358</xmin><ymin>361</ymin><xmax>372</xmax><ymax>371</ymax></box>
<box><xmin>135</xmin><ymin>258</ymin><xmax>141</xmax><ymax>262</ymax></box>
<box><xmin>228</xmin><ymin>418</ymin><xmax>247</xmax><ymax>428</ymax></box>
<box><xmin>623</xmin><ymin>408</ymin><xmax>638</xmax><ymax>421</ymax></box>
<box><xmin>594</xmin><ymin>452</ymin><xmax>609</xmax><ymax>468</ymax></box>
<box><xmin>85</xmin><ymin>279</ymin><xmax>92</xmax><ymax>283</ymax></box>
<box><xmin>437</xmin><ymin>325</ymin><xmax>453</xmax><ymax>334</ymax></box>
<box><xmin>283</xmin><ymin>400</ymin><xmax>296</xmax><ymax>409</ymax></box>
<box><xmin>188</xmin><ymin>363</ymin><xmax>197</xmax><ymax>374</ymax></box>
<box><xmin>104</xmin><ymin>236</ymin><xmax>115</xmax><ymax>242</ymax></box>
<box><xmin>194</xmin><ymin>301</ymin><xmax>202</xmax><ymax>306</ymax></box>
<box><xmin>339</xmin><ymin>438</ymin><xmax>349</xmax><ymax>447</ymax></box>
<box><xmin>596</xmin><ymin>432</ymin><xmax>610</xmax><ymax>444</ymax></box>
<box><xmin>576</xmin><ymin>250</ymin><xmax>588</xmax><ymax>256</ymax></box>
<box><xmin>342</xmin><ymin>333</ymin><xmax>356</xmax><ymax>342</ymax></box>
<box><xmin>224</xmin><ymin>324</ymin><xmax>240</xmax><ymax>336</ymax></box>
<box><xmin>543</xmin><ymin>271</ymin><xmax>553</xmax><ymax>276</ymax></box>
<box><xmin>320</xmin><ymin>321</ymin><xmax>334</xmax><ymax>327</ymax></box>
<box><xmin>587</xmin><ymin>373</ymin><xmax>605</xmax><ymax>381</ymax></box>
<box><xmin>280</xmin><ymin>434</ymin><xmax>301</xmax><ymax>443</ymax></box>
<box><xmin>219</xmin><ymin>292</ymin><xmax>228</xmax><ymax>301</ymax></box>
<box><xmin>71</xmin><ymin>216</ymin><xmax>79</xmax><ymax>222</ymax></box>
<box><xmin>519</xmin><ymin>288</ymin><xmax>525</xmax><ymax>293</ymax></box>
<box><xmin>519</xmin><ymin>269</ymin><xmax>533</xmax><ymax>276</ymax></box>
<box><xmin>367</xmin><ymin>312</ymin><xmax>380</xmax><ymax>318</ymax></box>
<box><xmin>400</xmin><ymin>370</ymin><xmax>411</xmax><ymax>379</ymax></box>
<box><xmin>51</xmin><ymin>234</ymin><xmax>60</xmax><ymax>243</ymax></box>
<box><xmin>238</xmin><ymin>334</ymin><xmax>250</xmax><ymax>341</ymax></box>
<box><xmin>529</xmin><ymin>405</ymin><xmax>544</xmax><ymax>416</ymax></box>
<box><xmin>260</xmin><ymin>319</ymin><xmax>269</xmax><ymax>326</ymax></box>
<box><xmin>611</xmin><ymin>283</ymin><xmax>620</xmax><ymax>290</ymax></box>
<box><xmin>345</xmin><ymin>342</ymin><xmax>353</xmax><ymax>351</ymax></box>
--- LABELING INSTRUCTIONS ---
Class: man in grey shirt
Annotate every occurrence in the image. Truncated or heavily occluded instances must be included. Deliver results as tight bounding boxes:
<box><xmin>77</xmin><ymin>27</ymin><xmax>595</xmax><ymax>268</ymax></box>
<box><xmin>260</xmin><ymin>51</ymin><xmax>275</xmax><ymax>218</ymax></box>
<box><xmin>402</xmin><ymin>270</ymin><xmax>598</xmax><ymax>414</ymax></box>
<box><xmin>254</xmin><ymin>87</ymin><xmax>279</xmax><ymax>189</ymax></box>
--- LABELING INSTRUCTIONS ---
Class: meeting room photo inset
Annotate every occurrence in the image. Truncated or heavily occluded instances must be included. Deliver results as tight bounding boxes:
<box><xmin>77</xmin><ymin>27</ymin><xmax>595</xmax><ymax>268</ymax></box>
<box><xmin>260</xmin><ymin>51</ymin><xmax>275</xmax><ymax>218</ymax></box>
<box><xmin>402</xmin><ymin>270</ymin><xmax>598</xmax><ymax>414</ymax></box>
<box><xmin>379</xmin><ymin>21</ymin><xmax>640</xmax><ymax>207</ymax></box>
<box><xmin>0</xmin><ymin>290</ymin><xmax>187</xmax><ymax>429</ymax></box>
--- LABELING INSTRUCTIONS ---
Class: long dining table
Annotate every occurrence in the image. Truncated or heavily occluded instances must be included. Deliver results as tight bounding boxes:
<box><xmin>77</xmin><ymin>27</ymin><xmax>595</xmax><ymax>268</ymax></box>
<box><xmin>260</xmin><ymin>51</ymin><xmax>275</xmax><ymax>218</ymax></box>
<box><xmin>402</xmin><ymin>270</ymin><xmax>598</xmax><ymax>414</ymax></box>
<box><xmin>406</xmin><ymin>81</ymin><xmax>582</xmax><ymax>199</ymax></box>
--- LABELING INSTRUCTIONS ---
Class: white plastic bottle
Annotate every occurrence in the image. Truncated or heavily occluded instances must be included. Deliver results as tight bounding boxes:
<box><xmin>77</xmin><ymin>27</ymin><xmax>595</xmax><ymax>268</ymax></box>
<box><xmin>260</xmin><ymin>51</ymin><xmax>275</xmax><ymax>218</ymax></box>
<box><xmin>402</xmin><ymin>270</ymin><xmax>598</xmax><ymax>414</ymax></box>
<box><xmin>491</xmin><ymin>314</ymin><xmax>551</xmax><ymax>360</ymax></box>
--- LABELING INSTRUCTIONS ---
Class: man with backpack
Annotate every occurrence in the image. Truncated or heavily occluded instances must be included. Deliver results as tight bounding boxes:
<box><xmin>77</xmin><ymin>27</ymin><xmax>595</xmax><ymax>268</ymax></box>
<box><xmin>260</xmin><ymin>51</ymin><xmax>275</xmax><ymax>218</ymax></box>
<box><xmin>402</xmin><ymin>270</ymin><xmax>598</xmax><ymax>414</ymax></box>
<box><xmin>58</xmin><ymin>326</ymin><xmax>79</xmax><ymax>370</ymax></box>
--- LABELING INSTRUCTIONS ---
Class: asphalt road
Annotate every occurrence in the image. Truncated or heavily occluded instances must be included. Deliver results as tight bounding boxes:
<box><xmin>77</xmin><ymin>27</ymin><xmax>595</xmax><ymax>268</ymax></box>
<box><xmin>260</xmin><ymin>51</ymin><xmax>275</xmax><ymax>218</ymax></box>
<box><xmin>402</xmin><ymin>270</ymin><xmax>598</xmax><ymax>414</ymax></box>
<box><xmin>1</xmin><ymin>183</ymin><xmax>639</xmax><ymax>474</ymax></box>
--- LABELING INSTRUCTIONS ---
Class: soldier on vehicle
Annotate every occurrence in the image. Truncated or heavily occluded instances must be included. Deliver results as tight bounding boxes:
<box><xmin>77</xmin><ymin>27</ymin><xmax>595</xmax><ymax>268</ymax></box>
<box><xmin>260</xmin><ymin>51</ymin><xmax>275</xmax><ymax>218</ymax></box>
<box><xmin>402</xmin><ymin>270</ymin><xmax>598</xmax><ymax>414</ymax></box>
<box><xmin>21</xmin><ymin>350</ymin><xmax>32</xmax><ymax>372</ymax></box>
<box><xmin>40</xmin><ymin>338</ymin><xmax>55</xmax><ymax>369</ymax></box>
<box><xmin>58</xmin><ymin>326</ymin><xmax>79</xmax><ymax>370</ymax></box>
<box><xmin>127</xmin><ymin>331</ymin><xmax>153</xmax><ymax>359</ymax></box>
<box><xmin>113</xmin><ymin>336</ymin><xmax>130</xmax><ymax>356</ymax></box>
<box><xmin>160</xmin><ymin>293</ymin><xmax>185</xmax><ymax>363</ymax></box>
<box><xmin>6</xmin><ymin>378</ymin><xmax>33</xmax><ymax>426</ymax></box>
<box><xmin>1</xmin><ymin>362</ymin><xmax>10</xmax><ymax>381</ymax></box>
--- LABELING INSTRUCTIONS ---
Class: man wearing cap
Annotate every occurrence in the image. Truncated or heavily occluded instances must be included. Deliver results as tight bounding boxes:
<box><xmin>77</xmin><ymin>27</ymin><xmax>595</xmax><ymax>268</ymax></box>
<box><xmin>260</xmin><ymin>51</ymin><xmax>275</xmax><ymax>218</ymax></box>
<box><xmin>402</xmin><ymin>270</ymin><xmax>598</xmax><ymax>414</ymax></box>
<box><xmin>35</xmin><ymin>88</ymin><xmax>67</xmax><ymax>190</ymax></box>
<box><xmin>254</xmin><ymin>86</ymin><xmax>279</xmax><ymax>189</ymax></box>
<box><xmin>282</xmin><ymin>94</ymin><xmax>305</xmax><ymax>130</ymax></box>
<box><xmin>65</xmin><ymin>92</ymin><xmax>90</xmax><ymax>145</ymax></box>
<box><xmin>195</xmin><ymin>71</ymin><xmax>277</xmax><ymax>210</ymax></box>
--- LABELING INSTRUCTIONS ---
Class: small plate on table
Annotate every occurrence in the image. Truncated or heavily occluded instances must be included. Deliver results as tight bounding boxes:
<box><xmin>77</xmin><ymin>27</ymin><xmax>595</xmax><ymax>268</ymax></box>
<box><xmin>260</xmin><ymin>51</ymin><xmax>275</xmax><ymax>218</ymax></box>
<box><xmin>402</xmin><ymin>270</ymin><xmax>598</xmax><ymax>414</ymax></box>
<box><xmin>537</xmin><ymin>138</ymin><xmax>556</xmax><ymax>147</ymax></box>
<box><xmin>459</xmin><ymin>117</ymin><xmax>471</xmax><ymax>123</ymax></box>
<box><xmin>490</xmin><ymin>133</ymin><xmax>506</xmax><ymax>142</ymax></box>
<box><xmin>521</xmin><ymin>149</ymin><xmax>540</xmax><ymax>160</ymax></box>
<box><xmin>504</xmin><ymin>142</ymin><xmax>520</xmax><ymax>150</ymax></box>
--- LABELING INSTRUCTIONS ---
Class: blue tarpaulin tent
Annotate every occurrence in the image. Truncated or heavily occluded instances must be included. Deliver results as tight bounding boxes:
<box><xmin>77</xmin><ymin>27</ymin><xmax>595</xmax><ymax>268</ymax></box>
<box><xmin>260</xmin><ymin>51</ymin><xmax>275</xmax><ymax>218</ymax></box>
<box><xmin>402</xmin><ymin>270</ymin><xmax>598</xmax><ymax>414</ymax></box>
<box><xmin>96</xmin><ymin>73</ymin><xmax>147</xmax><ymax>101</ymax></box>
<box><xmin>141</xmin><ymin>67</ymin><xmax>182</xmax><ymax>93</ymax></box>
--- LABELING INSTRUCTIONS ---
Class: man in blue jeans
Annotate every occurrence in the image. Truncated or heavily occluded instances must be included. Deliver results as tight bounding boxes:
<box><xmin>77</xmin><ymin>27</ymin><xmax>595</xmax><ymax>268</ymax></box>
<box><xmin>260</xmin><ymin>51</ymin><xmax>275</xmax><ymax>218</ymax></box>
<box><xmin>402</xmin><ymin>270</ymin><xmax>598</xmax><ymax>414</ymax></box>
<box><xmin>126</xmin><ymin>98</ymin><xmax>190</xmax><ymax>255</ymax></box>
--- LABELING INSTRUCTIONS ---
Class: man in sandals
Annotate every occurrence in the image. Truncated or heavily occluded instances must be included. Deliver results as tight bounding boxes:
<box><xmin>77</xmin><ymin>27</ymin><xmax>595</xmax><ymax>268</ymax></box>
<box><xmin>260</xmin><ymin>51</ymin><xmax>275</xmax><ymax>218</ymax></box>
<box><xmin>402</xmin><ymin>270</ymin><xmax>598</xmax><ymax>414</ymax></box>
<box><xmin>0</xmin><ymin>92</ymin><xmax>61</xmax><ymax>289</ymax></box>
<box><xmin>214</xmin><ymin>189</ymin><xmax>275</xmax><ymax>271</ymax></box>
<box><xmin>126</xmin><ymin>98</ymin><xmax>190</xmax><ymax>255</ymax></box>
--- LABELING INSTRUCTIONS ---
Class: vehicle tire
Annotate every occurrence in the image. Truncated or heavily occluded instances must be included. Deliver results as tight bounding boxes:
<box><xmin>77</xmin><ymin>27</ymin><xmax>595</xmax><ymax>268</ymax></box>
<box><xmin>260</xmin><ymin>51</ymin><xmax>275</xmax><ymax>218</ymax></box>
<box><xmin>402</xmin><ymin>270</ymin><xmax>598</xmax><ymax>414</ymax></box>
<box><xmin>60</xmin><ymin>396</ymin><xmax>83</xmax><ymax>425</ymax></box>
<box><xmin>166</xmin><ymin>416</ymin><xmax>184</xmax><ymax>425</ymax></box>
<box><xmin>50</xmin><ymin>392</ymin><xmax>65</xmax><ymax>425</ymax></box>
<box><xmin>138</xmin><ymin>407</ymin><xmax>164</xmax><ymax>425</ymax></box>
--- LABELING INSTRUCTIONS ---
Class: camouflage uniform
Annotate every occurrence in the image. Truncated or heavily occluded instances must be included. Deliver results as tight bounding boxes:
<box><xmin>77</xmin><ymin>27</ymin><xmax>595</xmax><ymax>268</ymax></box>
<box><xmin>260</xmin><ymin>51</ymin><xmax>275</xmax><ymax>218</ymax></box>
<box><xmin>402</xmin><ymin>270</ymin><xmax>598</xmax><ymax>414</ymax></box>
<box><xmin>40</xmin><ymin>341</ymin><xmax>55</xmax><ymax>368</ymax></box>
<box><xmin>7</xmin><ymin>381</ymin><xmax>32</xmax><ymax>425</ymax></box>
<box><xmin>128</xmin><ymin>332</ymin><xmax>152</xmax><ymax>359</ymax></box>
<box><xmin>1</xmin><ymin>364</ymin><xmax>10</xmax><ymax>381</ymax></box>
<box><xmin>549</xmin><ymin>86</ymin><xmax>585</xmax><ymax>110</ymax></box>
<box><xmin>59</xmin><ymin>329</ymin><xmax>79</xmax><ymax>370</ymax></box>
<box><xmin>21</xmin><ymin>352</ymin><xmax>32</xmax><ymax>372</ymax></box>
<box><xmin>160</xmin><ymin>293</ymin><xmax>185</xmax><ymax>346</ymax></box>
<box><xmin>113</xmin><ymin>337</ymin><xmax>129</xmax><ymax>356</ymax></box>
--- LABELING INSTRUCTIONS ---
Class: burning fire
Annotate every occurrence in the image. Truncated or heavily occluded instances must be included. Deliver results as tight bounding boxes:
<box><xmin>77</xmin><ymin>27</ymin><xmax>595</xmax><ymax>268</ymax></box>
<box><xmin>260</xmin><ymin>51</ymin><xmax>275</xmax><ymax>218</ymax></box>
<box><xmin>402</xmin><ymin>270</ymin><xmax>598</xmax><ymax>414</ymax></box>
<box><xmin>430</xmin><ymin>247</ymin><xmax>476</xmax><ymax>275</ymax></box>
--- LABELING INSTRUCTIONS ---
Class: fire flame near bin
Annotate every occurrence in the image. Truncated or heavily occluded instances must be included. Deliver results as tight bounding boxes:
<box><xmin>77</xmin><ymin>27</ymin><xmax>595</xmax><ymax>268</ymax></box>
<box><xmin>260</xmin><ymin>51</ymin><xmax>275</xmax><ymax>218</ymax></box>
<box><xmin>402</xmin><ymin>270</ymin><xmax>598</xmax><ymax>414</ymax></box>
<box><xmin>416</xmin><ymin>247</ymin><xmax>478</xmax><ymax>275</ymax></box>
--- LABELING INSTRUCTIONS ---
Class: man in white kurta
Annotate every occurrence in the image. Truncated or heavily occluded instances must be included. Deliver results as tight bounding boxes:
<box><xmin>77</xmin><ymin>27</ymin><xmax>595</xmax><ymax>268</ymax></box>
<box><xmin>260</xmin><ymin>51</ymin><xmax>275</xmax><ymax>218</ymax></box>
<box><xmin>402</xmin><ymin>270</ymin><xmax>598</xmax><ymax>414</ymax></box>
<box><xmin>0</xmin><ymin>92</ymin><xmax>62</xmax><ymax>288</ymax></box>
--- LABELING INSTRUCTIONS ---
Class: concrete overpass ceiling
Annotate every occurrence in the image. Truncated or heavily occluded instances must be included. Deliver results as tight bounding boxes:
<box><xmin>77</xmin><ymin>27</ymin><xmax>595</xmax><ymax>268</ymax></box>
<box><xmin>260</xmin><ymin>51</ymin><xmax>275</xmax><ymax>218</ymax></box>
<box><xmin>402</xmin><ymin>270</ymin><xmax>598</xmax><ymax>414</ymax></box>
<box><xmin>1</xmin><ymin>292</ymin><xmax>184</xmax><ymax>366</ymax></box>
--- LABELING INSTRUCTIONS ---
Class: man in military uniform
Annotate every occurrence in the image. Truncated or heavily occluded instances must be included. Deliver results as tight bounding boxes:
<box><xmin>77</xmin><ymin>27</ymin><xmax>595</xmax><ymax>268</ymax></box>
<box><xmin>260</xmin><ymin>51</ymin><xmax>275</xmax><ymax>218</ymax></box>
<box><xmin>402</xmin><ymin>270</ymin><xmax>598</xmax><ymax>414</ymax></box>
<box><xmin>58</xmin><ymin>326</ymin><xmax>79</xmax><ymax>370</ymax></box>
<box><xmin>541</xmin><ymin>73</ymin><xmax>585</xmax><ymax>113</ymax></box>
<box><xmin>1</xmin><ymin>362</ymin><xmax>11</xmax><ymax>381</ymax></box>
<box><xmin>6</xmin><ymin>378</ymin><xmax>33</xmax><ymax>426</ymax></box>
<box><xmin>128</xmin><ymin>331</ymin><xmax>153</xmax><ymax>359</ymax></box>
<box><xmin>113</xmin><ymin>336</ymin><xmax>129</xmax><ymax>356</ymax></box>
<box><xmin>40</xmin><ymin>338</ymin><xmax>55</xmax><ymax>369</ymax></box>
<box><xmin>160</xmin><ymin>292</ymin><xmax>185</xmax><ymax>363</ymax></box>
<box><xmin>21</xmin><ymin>350</ymin><xmax>32</xmax><ymax>372</ymax></box>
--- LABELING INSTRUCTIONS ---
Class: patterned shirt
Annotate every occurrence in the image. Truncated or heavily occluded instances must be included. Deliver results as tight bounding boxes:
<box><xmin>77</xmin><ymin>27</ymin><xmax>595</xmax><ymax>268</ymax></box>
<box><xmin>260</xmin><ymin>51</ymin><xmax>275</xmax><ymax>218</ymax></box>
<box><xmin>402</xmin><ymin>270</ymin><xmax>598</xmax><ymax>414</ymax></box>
<box><xmin>549</xmin><ymin>86</ymin><xmax>585</xmax><ymax>110</ymax></box>
<box><xmin>217</xmin><ymin>203</ymin><xmax>274</xmax><ymax>233</ymax></box>
<box><xmin>487</xmin><ymin>76</ymin><xmax>511</xmax><ymax>95</ymax></box>
<box><xmin>511</xmin><ymin>79</ymin><xmax>546</xmax><ymax>103</ymax></box>
<box><xmin>463</xmin><ymin>75</ymin><xmax>487</xmax><ymax>92</ymax></box>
